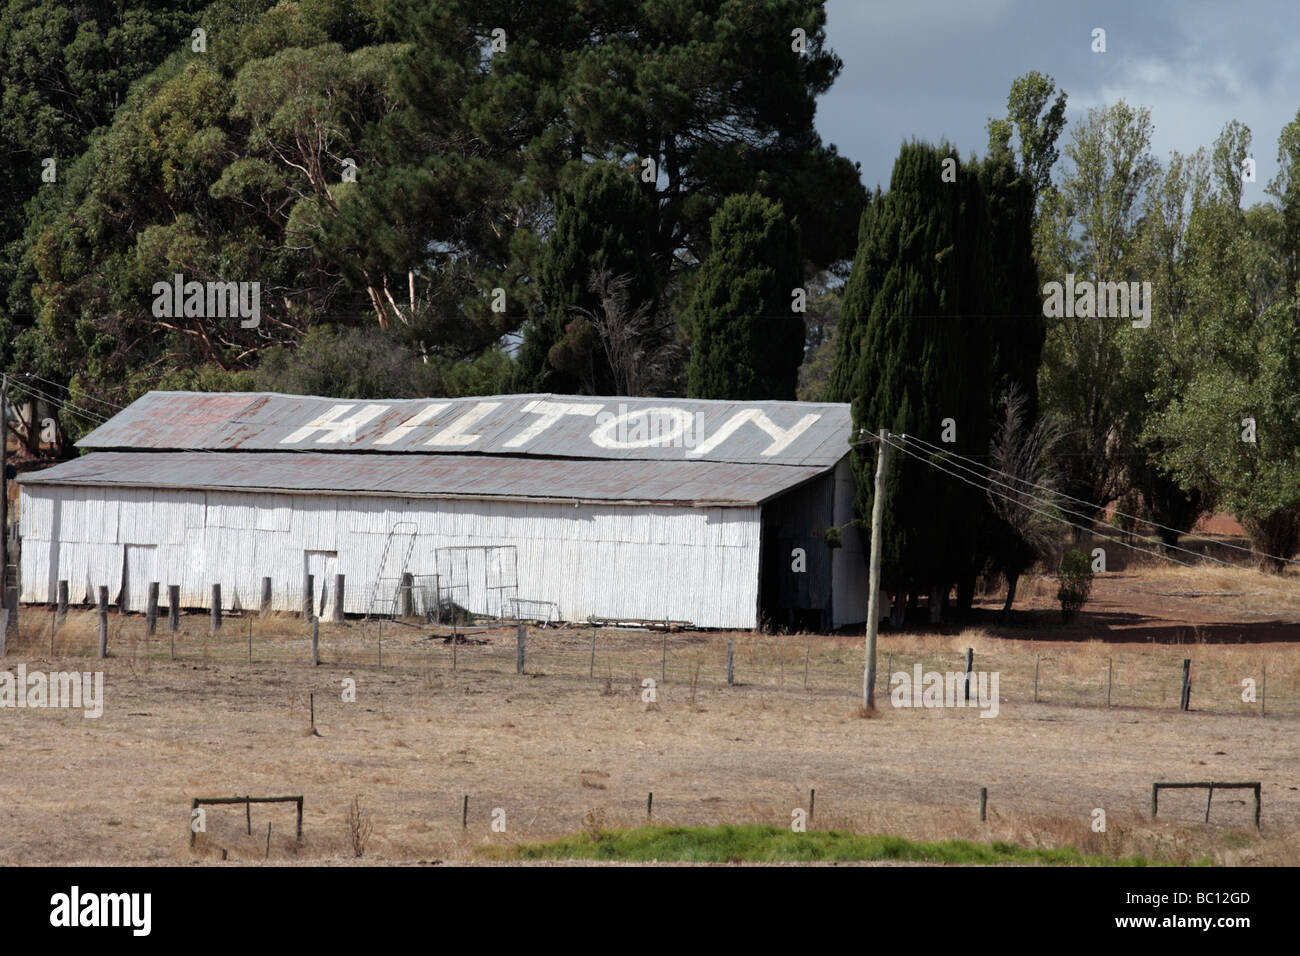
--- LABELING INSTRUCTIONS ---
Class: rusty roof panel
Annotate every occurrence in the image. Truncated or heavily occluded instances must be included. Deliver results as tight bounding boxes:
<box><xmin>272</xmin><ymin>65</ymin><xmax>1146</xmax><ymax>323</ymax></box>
<box><xmin>76</xmin><ymin>391</ymin><xmax>854</xmax><ymax>468</ymax></box>
<box><xmin>19</xmin><ymin>451</ymin><xmax>829</xmax><ymax>506</ymax></box>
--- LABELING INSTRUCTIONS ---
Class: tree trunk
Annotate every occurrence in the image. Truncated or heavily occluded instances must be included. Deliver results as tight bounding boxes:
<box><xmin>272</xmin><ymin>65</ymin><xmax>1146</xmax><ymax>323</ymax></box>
<box><xmin>929</xmin><ymin>584</ymin><xmax>943</xmax><ymax>625</ymax></box>
<box><xmin>1000</xmin><ymin>572</ymin><xmax>1019</xmax><ymax>625</ymax></box>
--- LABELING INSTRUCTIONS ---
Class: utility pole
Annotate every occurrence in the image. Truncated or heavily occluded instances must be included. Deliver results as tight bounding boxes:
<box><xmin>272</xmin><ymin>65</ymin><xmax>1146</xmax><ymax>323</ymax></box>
<box><xmin>863</xmin><ymin>428</ymin><xmax>889</xmax><ymax>709</ymax></box>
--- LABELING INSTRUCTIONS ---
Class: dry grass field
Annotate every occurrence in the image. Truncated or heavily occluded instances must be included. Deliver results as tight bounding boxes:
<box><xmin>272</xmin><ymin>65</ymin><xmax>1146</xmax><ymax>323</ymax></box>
<box><xmin>1</xmin><ymin>562</ymin><xmax>1299</xmax><ymax>865</ymax></box>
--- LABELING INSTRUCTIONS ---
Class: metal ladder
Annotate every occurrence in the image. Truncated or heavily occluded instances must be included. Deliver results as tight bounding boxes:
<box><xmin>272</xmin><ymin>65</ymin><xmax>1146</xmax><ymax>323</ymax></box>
<box><xmin>365</xmin><ymin>522</ymin><xmax>417</xmax><ymax>619</ymax></box>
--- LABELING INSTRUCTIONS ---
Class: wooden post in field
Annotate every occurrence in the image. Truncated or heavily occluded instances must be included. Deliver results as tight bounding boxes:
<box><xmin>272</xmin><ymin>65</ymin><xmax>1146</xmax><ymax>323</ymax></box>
<box><xmin>245</xmin><ymin>796</ymin><xmax>251</xmax><ymax>835</ymax></box>
<box><xmin>57</xmin><ymin>579</ymin><xmax>68</xmax><ymax>617</ymax></box>
<box><xmin>647</xmin><ymin>792</ymin><xmax>653</xmax><ymax>819</ymax></box>
<box><xmin>377</xmin><ymin>619</ymin><xmax>382</xmax><ymax>669</ymax></box>
<box><xmin>146</xmin><ymin>582</ymin><xmax>159</xmax><ymax>636</ymax></box>
<box><xmin>804</xmin><ymin>643</ymin><xmax>810</xmax><ymax>690</ymax></box>
<box><xmin>3</xmin><ymin>587</ymin><xmax>15</xmax><ymax>635</ymax></box>
<box><xmin>333</xmin><ymin>573</ymin><xmax>345</xmax><ymax>623</ymax></box>
<box><xmin>1150</xmin><ymin>783</ymin><xmax>1158</xmax><ymax>819</ymax></box>
<box><xmin>265</xmin><ymin>822</ymin><xmax>271</xmax><ymax>860</ymax></box>
<box><xmin>1180</xmin><ymin>659</ymin><xmax>1191</xmax><ymax>711</ymax></box>
<box><xmin>1261</xmin><ymin>665</ymin><xmax>1266</xmax><ymax>717</ymax></box>
<box><xmin>1106</xmin><ymin>657</ymin><xmax>1113</xmax><ymax>708</ymax></box>
<box><xmin>979</xmin><ymin>787</ymin><xmax>987</xmax><ymax>822</ymax></box>
<box><xmin>303</xmin><ymin>574</ymin><xmax>314</xmax><ymax>620</ymax></box>
<box><xmin>1034</xmin><ymin>654</ymin><xmax>1040</xmax><ymax>703</ymax></box>
<box><xmin>311</xmin><ymin>617</ymin><xmax>319</xmax><ymax>667</ymax></box>
<box><xmin>97</xmin><ymin>586</ymin><xmax>108</xmax><ymax>658</ymax></box>
<box><xmin>516</xmin><ymin>621</ymin><xmax>526</xmax><ymax>675</ymax></box>
<box><xmin>726</xmin><ymin>636</ymin><xmax>734</xmax><ymax>686</ymax></box>
<box><xmin>296</xmin><ymin>797</ymin><xmax>303</xmax><ymax>841</ymax></box>
<box><xmin>661</xmin><ymin>632</ymin><xmax>667</xmax><ymax>684</ymax></box>
<box><xmin>167</xmin><ymin>584</ymin><xmax>179</xmax><ymax>632</ymax></box>
<box><xmin>0</xmin><ymin>608</ymin><xmax>7</xmax><ymax>657</ymax></box>
<box><xmin>462</xmin><ymin>795</ymin><xmax>468</xmax><ymax>830</ymax></box>
<box><xmin>400</xmin><ymin>572</ymin><xmax>413</xmax><ymax>618</ymax></box>
<box><xmin>260</xmin><ymin>577</ymin><xmax>271</xmax><ymax>617</ymax></box>
<box><xmin>451</xmin><ymin>624</ymin><xmax>457</xmax><ymax>671</ymax></box>
<box><xmin>863</xmin><ymin>428</ymin><xmax>889</xmax><ymax>709</ymax></box>
<box><xmin>964</xmin><ymin>647</ymin><xmax>974</xmax><ymax>702</ymax></box>
<box><xmin>809</xmin><ymin>788</ymin><xmax>815</xmax><ymax>827</ymax></box>
<box><xmin>210</xmin><ymin>584</ymin><xmax>221</xmax><ymax>634</ymax></box>
<box><xmin>589</xmin><ymin>630</ymin><xmax>596</xmax><ymax>678</ymax></box>
<box><xmin>309</xmin><ymin>693</ymin><xmax>314</xmax><ymax>731</ymax></box>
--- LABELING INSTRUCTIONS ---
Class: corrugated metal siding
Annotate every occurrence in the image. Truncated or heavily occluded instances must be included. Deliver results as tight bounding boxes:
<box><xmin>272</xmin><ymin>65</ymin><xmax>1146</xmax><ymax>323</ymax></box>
<box><xmin>76</xmin><ymin>391</ymin><xmax>853</xmax><ymax>468</ymax></box>
<box><xmin>831</xmin><ymin>456</ymin><xmax>869</xmax><ymax>628</ymax></box>
<box><xmin>19</xmin><ymin>485</ymin><xmax>762</xmax><ymax>628</ymax></box>
<box><xmin>20</xmin><ymin>451</ymin><xmax>827</xmax><ymax>506</ymax></box>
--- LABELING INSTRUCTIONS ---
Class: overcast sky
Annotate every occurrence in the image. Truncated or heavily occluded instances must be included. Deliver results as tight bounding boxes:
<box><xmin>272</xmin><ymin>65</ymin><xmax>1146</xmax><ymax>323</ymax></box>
<box><xmin>816</xmin><ymin>0</ymin><xmax>1300</xmax><ymax>198</ymax></box>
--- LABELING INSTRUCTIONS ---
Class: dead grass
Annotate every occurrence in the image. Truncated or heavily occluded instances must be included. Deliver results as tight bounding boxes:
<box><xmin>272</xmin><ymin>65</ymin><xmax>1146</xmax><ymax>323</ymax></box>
<box><xmin>2</xmin><ymin>563</ymin><xmax>1299</xmax><ymax>865</ymax></box>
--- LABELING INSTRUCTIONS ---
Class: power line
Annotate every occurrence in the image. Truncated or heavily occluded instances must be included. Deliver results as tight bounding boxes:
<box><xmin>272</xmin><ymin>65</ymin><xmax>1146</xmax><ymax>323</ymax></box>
<box><xmin>878</xmin><ymin>432</ymin><xmax>1300</xmax><ymax>605</ymax></box>
<box><xmin>898</xmin><ymin>429</ymin><xmax>1300</xmax><ymax>568</ymax></box>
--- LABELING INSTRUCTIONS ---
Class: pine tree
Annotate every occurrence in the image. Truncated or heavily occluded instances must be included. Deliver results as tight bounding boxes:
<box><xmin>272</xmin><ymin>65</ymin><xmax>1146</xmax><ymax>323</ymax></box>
<box><xmin>684</xmin><ymin>193</ymin><xmax>804</xmax><ymax>400</ymax></box>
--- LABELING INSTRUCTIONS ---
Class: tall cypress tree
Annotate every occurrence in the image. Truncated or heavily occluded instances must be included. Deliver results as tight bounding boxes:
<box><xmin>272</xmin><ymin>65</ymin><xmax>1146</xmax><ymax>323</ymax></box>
<box><xmin>685</xmin><ymin>193</ymin><xmax>804</xmax><ymax>400</ymax></box>
<box><xmin>829</xmin><ymin>142</ymin><xmax>997</xmax><ymax>610</ymax></box>
<box><xmin>513</xmin><ymin>161</ymin><xmax>660</xmax><ymax>394</ymax></box>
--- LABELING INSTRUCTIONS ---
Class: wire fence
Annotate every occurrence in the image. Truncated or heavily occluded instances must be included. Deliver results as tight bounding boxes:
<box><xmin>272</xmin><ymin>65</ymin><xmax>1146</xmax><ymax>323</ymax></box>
<box><xmin>5</xmin><ymin>606</ymin><xmax>1299</xmax><ymax>718</ymax></box>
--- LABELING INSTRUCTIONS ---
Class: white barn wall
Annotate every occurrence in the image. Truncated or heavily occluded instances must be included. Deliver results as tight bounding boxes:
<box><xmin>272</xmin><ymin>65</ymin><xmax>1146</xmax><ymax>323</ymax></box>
<box><xmin>20</xmin><ymin>486</ymin><xmax>762</xmax><ymax>628</ymax></box>
<box><xmin>831</xmin><ymin>457</ymin><xmax>869</xmax><ymax>628</ymax></box>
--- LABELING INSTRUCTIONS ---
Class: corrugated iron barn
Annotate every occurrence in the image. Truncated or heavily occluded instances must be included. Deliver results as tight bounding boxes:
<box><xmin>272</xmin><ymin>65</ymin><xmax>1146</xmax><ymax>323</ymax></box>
<box><xmin>17</xmin><ymin>392</ymin><xmax>867</xmax><ymax>630</ymax></box>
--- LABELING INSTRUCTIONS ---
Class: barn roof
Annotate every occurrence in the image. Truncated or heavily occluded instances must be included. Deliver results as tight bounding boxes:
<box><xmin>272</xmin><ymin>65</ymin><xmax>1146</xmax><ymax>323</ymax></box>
<box><xmin>18</xmin><ymin>451</ymin><xmax>829</xmax><ymax>507</ymax></box>
<box><xmin>75</xmin><ymin>391</ymin><xmax>853</xmax><ymax>468</ymax></box>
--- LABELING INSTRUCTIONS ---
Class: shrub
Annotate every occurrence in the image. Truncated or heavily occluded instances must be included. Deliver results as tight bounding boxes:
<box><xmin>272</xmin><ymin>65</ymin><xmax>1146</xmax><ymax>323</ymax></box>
<box><xmin>1056</xmin><ymin>549</ymin><xmax>1094</xmax><ymax>621</ymax></box>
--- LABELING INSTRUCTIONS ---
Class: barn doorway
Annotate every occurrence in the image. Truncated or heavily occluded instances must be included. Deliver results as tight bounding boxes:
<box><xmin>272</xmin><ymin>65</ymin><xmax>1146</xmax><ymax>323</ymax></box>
<box><xmin>304</xmin><ymin>550</ymin><xmax>339</xmax><ymax>620</ymax></box>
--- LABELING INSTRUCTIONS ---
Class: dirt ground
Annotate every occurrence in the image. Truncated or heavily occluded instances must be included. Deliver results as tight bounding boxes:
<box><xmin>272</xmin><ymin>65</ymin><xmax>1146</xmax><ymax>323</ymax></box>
<box><xmin>1</xmin><ymin>562</ymin><xmax>1298</xmax><ymax>866</ymax></box>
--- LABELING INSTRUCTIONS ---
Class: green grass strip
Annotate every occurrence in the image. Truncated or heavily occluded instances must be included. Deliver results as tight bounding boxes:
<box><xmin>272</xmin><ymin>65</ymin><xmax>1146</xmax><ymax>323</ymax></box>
<box><xmin>479</xmin><ymin>824</ymin><xmax>1179</xmax><ymax>865</ymax></box>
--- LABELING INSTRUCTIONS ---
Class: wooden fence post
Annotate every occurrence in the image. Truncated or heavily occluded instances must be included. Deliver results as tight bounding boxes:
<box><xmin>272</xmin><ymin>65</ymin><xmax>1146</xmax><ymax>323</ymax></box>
<box><xmin>210</xmin><ymin>584</ymin><xmax>221</xmax><ymax>634</ymax></box>
<box><xmin>57</xmin><ymin>579</ymin><xmax>68</xmax><ymax>617</ymax></box>
<box><xmin>1106</xmin><ymin>657</ymin><xmax>1112</xmax><ymax>708</ymax></box>
<box><xmin>964</xmin><ymin>647</ymin><xmax>974</xmax><ymax>702</ymax></box>
<box><xmin>334</xmin><ymin>573</ymin><xmax>345</xmax><ymax>622</ymax></box>
<box><xmin>146</xmin><ymin>582</ymin><xmax>159</xmax><ymax>636</ymax></box>
<box><xmin>589</xmin><ymin>630</ymin><xmax>596</xmax><ymax>678</ymax></box>
<box><xmin>260</xmin><ymin>577</ymin><xmax>272</xmax><ymax>617</ymax></box>
<box><xmin>1034</xmin><ymin>654</ymin><xmax>1040</xmax><ymax>703</ymax></box>
<box><xmin>979</xmin><ymin>786</ymin><xmax>987</xmax><ymax>822</ymax></box>
<box><xmin>168</xmin><ymin>584</ymin><xmax>179</xmax><ymax>633</ymax></box>
<box><xmin>400</xmin><ymin>572</ymin><xmax>413</xmax><ymax>618</ymax></box>
<box><xmin>311</xmin><ymin>617</ymin><xmax>319</xmax><ymax>667</ymax></box>
<box><xmin>1180</xmin><ymin>659</ymin><xmax>1191</xmax><ymax>711</ymax></box>
<box><xmin>661</xmin><ymin>632</ymin><xmax>667</xmax><ymax>684</ymax></box>
<box><xmin>97</xmin><ymin>585</ymin><xmax>108</xmax><ymax>658</ymax></box>
<box><xmin>0</xmin><ymin>608</ymin><xmax>7</xmax><ymax>657</ymax></box>
<box><xmin>516</xmin><ymin>622</ymin><xmax>526</xmax><ymax>675</ymax></box>
<box><xmin>303</xmin><ymin>574</ymin><xmax>314</xmax><ymax>620</ymax></box>
<box><xmin>727</xmin><ymin>636</ymin><xmax>734</xmax><ymax>686</ymax></box>
<box><xmin>1261</xmin><ymin>665</ymin><xmax>1266</xmax><ymax>717</ymax></box>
